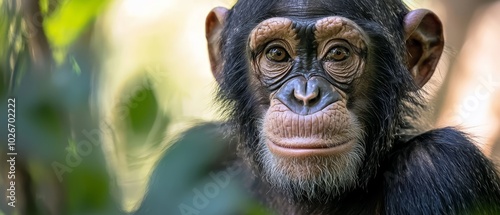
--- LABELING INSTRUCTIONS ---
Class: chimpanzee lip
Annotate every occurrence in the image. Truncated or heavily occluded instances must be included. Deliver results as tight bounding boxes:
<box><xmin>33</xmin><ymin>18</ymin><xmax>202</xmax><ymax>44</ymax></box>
<box><xmin>266</xmin><ymin>137</ymin><xmax>354</xmax><ymax>157</ymax></box>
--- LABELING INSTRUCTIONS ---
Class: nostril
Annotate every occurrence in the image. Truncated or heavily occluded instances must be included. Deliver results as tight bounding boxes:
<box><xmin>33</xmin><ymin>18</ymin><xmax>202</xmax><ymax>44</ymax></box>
<box><xmin>308</xmin><ymin>92</ymin><xmax>320</xmax><ymax>106</ymax></box>
<box><xmin>293</xmin><ymin>90</ymin><xmax>307</xmax><ymax>106</ymax></box>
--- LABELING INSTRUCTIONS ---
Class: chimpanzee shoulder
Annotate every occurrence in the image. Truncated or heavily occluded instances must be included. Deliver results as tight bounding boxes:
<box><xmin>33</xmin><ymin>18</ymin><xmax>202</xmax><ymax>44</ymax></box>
<box><xmin>383</xmin><ymin>127</ymin><xmax>500</xmax><ymax>215</ymax></box>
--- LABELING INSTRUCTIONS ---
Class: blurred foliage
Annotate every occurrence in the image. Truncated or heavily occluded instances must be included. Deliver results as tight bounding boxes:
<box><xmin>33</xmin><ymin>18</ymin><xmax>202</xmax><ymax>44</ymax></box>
<box><xmin>0</xmin><ymin>0</ymin><xmax>118</xmax><ymax>214</ymax></box>
<box><xmin>42</xmin><ymin>0</ymin><xmax>110</xmax><ymax>64</ymax></box>
<box><xmin>122</xmin><ymin>80</ymin><xmax>170</xmax><ymax>148</ymax></box>
<box><xmin>134</xmin><ymin>123</ymin><xmax>273</xmax><ymax>215</ymax></box>
<box><xmin>0</xmin><ymin>0</ymin><xmax>271</xmax><ymax>214</ymax></box>
<box><xmin>0</xmin><ymin>0</ymin><xmax>28</xmax><ymax>96</ymax></box>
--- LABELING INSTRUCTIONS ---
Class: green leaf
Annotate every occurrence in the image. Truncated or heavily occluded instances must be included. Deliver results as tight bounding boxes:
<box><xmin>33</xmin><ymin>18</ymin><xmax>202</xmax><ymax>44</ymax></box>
<box><xmin>127</xmin><ymin>84</ymin><xmax>158</xmax><ymax>135</ymax></box>
<box><xmin>43</xmin><ymin>0</ymin><xmax>111</xmax><ymax>64</ymax></box>
<box><xmin>66</xmin><ymin>138</ymin><xmax>77</xmax><ymax>156</ymax></box>
<box><xmin>121</xmin><ymin>79</ymin><xmax>170</xmax><ymax>149</ymax></box>
<box><xmin>39</xmin><ymin>0</ymin><xmax>49</xmax><ymax>15</ymax></box>
<box><xmin>70</xmin><ymin>55</ymin><xmax>81</xmax><ymax>75</ymax></box>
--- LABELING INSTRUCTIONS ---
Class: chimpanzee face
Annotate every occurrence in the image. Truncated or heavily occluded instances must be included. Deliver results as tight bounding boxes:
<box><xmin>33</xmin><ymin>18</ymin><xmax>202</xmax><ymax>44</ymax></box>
<box><xmin>248</xmin><ymin>16</ymin><xmax>368</xmax><ymax>197</ymax></box>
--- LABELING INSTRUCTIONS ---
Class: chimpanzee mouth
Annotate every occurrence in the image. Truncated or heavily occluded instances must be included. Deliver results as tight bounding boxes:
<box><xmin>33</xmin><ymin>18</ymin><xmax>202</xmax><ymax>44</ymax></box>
<box><xmin>263</xmin><ymin>99</ymin><xmax>357</xmax><ymax>157</ymax></box>
<box><xmin>266</xmin><ymin>138</ymin><xmax>355</xmax><ymax>157</ymax></box>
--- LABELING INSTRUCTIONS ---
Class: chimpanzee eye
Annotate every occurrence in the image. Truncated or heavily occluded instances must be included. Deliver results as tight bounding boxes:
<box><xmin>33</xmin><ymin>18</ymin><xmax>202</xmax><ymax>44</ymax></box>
<box><xmin>325</xmin><ymin>46</ymin><xmax>350</xmax><ymax>61</ymax></box>
<box><xmin>266</xmin><ymin>47</ymin><xmax>290</xmax><ymax>62</ymax></box>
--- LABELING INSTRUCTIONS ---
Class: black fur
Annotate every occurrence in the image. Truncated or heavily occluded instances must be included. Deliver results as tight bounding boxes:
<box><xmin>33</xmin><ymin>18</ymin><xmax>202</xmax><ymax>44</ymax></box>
<box><xmin>384</xmin><ymin>128</ymin><xmax>500</xmax><ymax>215</ymax></box>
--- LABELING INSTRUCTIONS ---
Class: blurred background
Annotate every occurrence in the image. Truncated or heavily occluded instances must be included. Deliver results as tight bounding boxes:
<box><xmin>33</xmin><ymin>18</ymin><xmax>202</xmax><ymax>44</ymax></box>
<box><xmin>0</xmin><ymin>0</ymin><xmax>499</xmax><ymax>214</ymax></box>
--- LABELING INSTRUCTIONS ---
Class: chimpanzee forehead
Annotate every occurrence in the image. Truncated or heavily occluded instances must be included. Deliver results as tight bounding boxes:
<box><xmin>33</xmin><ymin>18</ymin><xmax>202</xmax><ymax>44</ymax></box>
<box><xmin>248</xmin><ymin>16</ymin><xmax>367</xmax><ymax>52</ymax></box>
<box><xmin>248</xmin><ymin>0</ymin><xmax>407</xmax><ymax>25</ymax></box>
<box><xmin>268</xmin><ymin>0</ymin><xmax>371</xmax><ymax>20</ymax></box>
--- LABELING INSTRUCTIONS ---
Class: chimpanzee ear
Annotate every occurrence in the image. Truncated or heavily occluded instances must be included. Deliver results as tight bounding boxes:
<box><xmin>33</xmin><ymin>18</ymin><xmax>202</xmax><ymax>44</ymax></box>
<box><xmin>404</xmin><ymin>9</ymin><xmax>444</xmax><ymax>88</ymax></box>
<box><xmin>206</xmin><ymin>7</ymin><xmax>229</xmax><ymax>83</ymax></box>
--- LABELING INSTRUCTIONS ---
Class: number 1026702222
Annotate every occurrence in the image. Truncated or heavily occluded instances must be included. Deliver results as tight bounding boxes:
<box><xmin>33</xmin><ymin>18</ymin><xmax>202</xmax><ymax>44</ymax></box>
<box><xmin>7</xmin><ymin>98</ymin><xmax>16</xmax><ymax>154</ymax></box>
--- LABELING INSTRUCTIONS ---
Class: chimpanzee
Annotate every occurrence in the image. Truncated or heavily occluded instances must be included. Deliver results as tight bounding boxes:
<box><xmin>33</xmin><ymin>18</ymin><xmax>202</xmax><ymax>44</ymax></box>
<box><xmin>135</xmin><ymin>0</ymin><xmax>500</xmax><ymax>215</ymax></box>
<box><xmin>201</xmin><ymin>0</ymin><xmax>500</xmax><ymax>214</ymax></box>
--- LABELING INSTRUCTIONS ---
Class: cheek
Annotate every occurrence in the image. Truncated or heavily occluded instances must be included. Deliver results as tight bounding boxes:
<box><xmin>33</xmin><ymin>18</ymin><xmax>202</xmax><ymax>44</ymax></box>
<box><xmin>245</xmin><ymin>69</ymin><xmax>272</xmax><ymax>111</ymax></box>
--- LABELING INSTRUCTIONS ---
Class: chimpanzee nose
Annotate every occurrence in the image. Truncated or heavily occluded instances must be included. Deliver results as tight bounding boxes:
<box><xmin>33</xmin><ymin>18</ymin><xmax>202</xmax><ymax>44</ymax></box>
<box><xmin>294</xmin><ymin>84</ymin><xmax>319</xmax><ymax>106</ymax></box>
<box><xmin>276</xmin><ymin>76</ymin><xmax>340</xmax><ymax>115</ymax></box>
